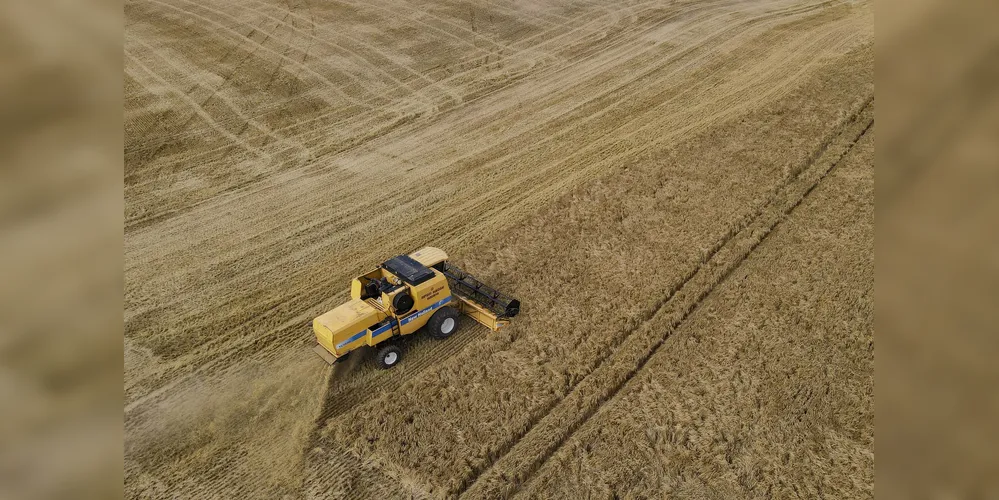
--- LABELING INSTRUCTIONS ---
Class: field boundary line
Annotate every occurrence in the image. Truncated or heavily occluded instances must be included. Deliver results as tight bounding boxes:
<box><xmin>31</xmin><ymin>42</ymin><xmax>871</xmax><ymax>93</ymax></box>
<box><xmin>458</xmin><ymin>97</ymin><xmax>874</xmax><ymax>499</ymax></box>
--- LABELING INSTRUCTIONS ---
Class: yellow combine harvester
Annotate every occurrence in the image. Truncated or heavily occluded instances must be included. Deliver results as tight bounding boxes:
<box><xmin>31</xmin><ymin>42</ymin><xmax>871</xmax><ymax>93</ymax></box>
<box><xmin>312</xmin><ymin>247</ymin><xmax>521</xmax><ymax>368</ymax></box>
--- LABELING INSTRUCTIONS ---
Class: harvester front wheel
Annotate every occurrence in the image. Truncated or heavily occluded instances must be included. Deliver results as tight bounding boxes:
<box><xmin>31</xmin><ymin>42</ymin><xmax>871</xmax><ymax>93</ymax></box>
<box><xmin>427</xmin><ymin>306</ymin><xmax>460</xmax><ymax>340</ymax></box>
<box><xmin>375</xmin><ymin>344</ymin><xmax>402</xmax><ymax>369</ymax></box>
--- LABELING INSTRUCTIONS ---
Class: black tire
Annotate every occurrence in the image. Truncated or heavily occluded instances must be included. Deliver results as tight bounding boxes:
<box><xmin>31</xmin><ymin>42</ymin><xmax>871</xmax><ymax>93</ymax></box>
<box><xmin>426</xmin><ymin>306</ymin><xmax>460</xmax><ymax>340</ymax></box>
<box><xmin>392</xmin><ymin>293</ymin><xmax>414</xmax><ymax>315</ymax></box>
<box><xmin>375</xmin><ymin>344</ymin><xmax>402</xmax><ymax>369</ymax></box>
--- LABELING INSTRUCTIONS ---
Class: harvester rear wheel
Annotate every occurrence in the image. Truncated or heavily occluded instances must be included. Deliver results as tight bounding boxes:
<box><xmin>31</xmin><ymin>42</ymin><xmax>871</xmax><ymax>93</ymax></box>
<box><xmin>375</xmin><ymin>344</ymin><xmax>402</xmax><ymax>369</ymax></box>
<box><xmin>427</xmin><ymin>306</ymin><xmax>460</xmax><ymax>340</ymax></box>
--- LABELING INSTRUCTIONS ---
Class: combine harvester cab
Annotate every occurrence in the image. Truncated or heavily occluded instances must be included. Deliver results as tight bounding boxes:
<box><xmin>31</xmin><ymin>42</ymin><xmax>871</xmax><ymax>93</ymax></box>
<box><xmin>312</xmin><ymin>247</ymin><xmax>520</xmax><ymax>369</ymax></box>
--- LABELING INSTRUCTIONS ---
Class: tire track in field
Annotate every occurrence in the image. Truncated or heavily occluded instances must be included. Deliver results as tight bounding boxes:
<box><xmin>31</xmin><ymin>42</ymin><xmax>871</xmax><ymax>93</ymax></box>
<box><xmin>243</xmin><ymin>0</ymin><xmax>460</xmax><ymax>103</ymax></box>
<box><xmin>127</xmin><ymin>0</ymin><xmax>820</xmax><ymax>249</ymax></box>
<box><xmin>125</xmin><ymin>5</ymin><xmax>295</xmax><ymax>149</ymax></box>
<box><xmin>125</xmin><ymin>0</ymin><xmax>769</xmax><ymax>237</ymax></box>
<box><xmin>460</xmin><ymin>98</ymin><xmax>874</xmax><ymax>499</ymax></box>
<box><xmin>124</xmin><ymin>0</ymin><xmax>379</xmax><ymax>166</ymax></box>
<box><xmin>130</xmin><ymin>0</ymin><xmax>744</xmax><ymax>164</ymax></box>
<box><xmin>123</xmin><ymin>0</ymin><xmax>670</xmax><ymax>178</ymax></box>
<box><xmin>340</xmin><ymin>0</ymin><xmax>832</xmax><ymax>186</ymax></box>
<box><xmin>206</xmin><ymin>0</ymin><xmax>748</xmax><ymax>164</ymax></box>
<box><xmin>125</xmin><ymin>0</ymin><xmax>736</xmax><ymax>173</ymax></box>
<box><xmin>339</xmin><ymin>3</ymin><xmax>866</xmax><ymax>291</ymax></box>
<box><xmin>127</xmin><ymin>35</ymin><xmax>309</xmax><ymax>157</ymax></box>
<box><xmin>335</xmin><ymin>0</ymin><xmax>797</xmax><ymax>172</ymax></box>
<box><xmin>475</xmin><ymin>0</ymin><xmax>571</xmax><ymax>27</ymax></box>
<box><xmin>124</xmin><ymin>48</ymin><xmax>269</xmax><ymax>159</ymax></box>
<box><xmin>126</xmin><ymin>0</ymin><xmax>607</xmax><ymax>144</ymax></box>
<box><xmin>132</xmin><ymin>1</ymin><xmax>314</xmax><ymax>152</ymax></box>
<box><xmin>219</xmin><ymin>0</ymin><xmax>438</xmax><ymax>108</ymax></box>
<box><xmin>125</xmin><ymin>0</ymin><xmax>637</xmax><ymax>215</ymax></box>
<box><xmin>159</xmin><ymin>0</ymin><xmax>403</xmax><ymax>106</ymax></box>
<box><xmin>132</xmin><ymin>0</ymin><xmax>379</xmax><ymax>108</ymax></box>
<box><xmin>407</xmin><ymin>0</ymin><xmax>852</xmax><ymax>222</ymax></box>
<box><xmin>352</xmin><ymin>0</ymin><xmax>527</xmax><ymax>56</ymax></box>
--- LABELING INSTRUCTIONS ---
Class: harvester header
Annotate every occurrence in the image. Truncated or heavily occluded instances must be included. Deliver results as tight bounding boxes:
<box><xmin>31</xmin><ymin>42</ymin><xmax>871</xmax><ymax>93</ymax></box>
<box><xmin>312</xmin><ymin>247</ymin><xmax>520</xmax><ymax>368</ymax></box>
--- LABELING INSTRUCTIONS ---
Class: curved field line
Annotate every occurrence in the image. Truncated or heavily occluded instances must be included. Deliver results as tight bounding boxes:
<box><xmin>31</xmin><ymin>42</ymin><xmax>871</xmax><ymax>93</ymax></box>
<box><xmin>141</xmin><ymin>0</ymin><xmax>672</xmax><ymax>143</ymax></box>
<box><xmin>163</xmin><ymin>0</ymin><xmax>405</xmax><ymax>106</ymax></box>
<box><xmin>125</xmin><ymin>0</ymin><xmax>744</xmax><ymax>181</ymax></box>
<box><xmin>131</xmin><ymin>0</ymin><xmax>379</xmax><ymax>109</ymax></box>
<box><xmin>125</xmin><ymin>0</ymin><xmax>728</xmax><ymax>221</ymax></box>
<box><xmin>372</xmin><ymin>0</ymin><xmax>837</xmax><ymax>183</ymax></box>
<box><xmin>125</xmin><ymin>0</ymin><xmax>796</xmax><ymax>230</ymax></box>
<box><xmin>475</xmin><ymin>0</ymin><xmax>571</xmax><ymax>26</ymax></box>
<box><xmin>127</xmin><ymin>36</ymin><xmax>310</xmax><ymax>157</ymax></box>
<box><xmin>124</xmin><ymin>48</ymin><xmax>269</xmax><ymax>159</ymax></box>
<box><xmin>125</xmin><ymin>2</ymin><xmax>297</xmax><ymax>146</ymax></box>
<box><xmin>123</xmin><ymin>0</ymin><xmax>662</xmax><ymax>165</ymax></box>
<box><xmin>238</xmin><ymin>0</ymin><xmax>801</xmax><ymax>164</ymax></box>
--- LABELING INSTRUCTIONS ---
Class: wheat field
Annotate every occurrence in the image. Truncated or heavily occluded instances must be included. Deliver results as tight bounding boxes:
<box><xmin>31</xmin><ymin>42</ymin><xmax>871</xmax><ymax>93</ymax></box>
<box><xmin>124</xmin><ymin>0</ymin><xmax>873</xmax><ymax>497</ymax></box>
